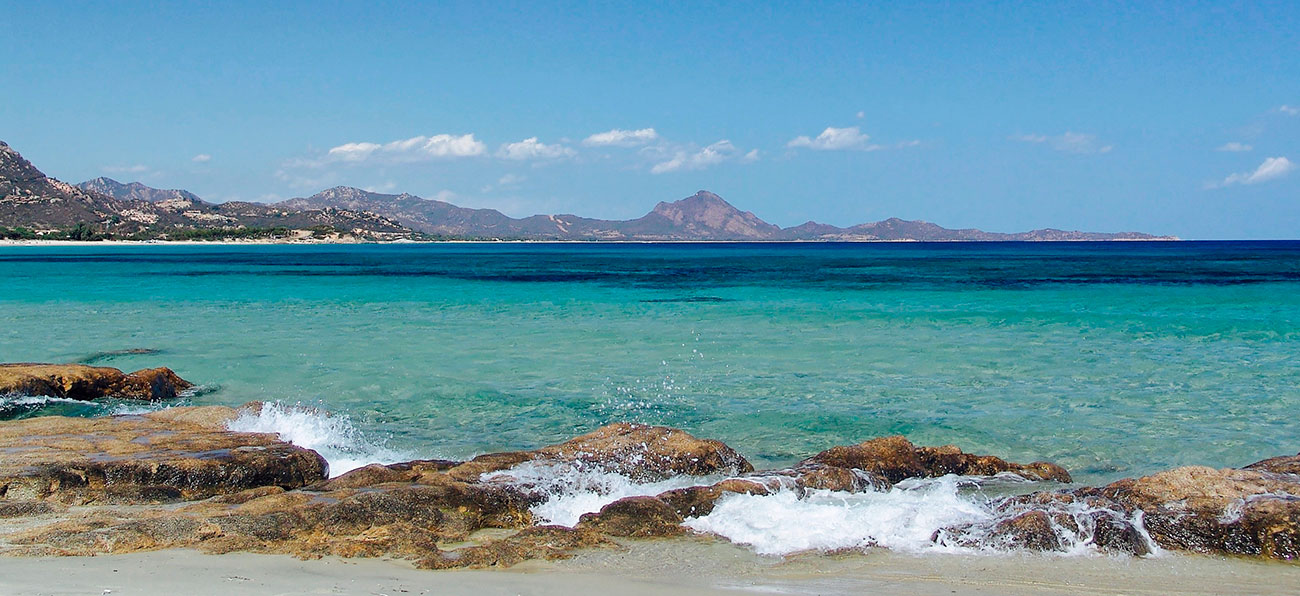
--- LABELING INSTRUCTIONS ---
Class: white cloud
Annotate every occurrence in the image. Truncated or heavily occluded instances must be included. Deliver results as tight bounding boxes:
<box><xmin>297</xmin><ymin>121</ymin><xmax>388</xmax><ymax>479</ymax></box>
<box><xmin>1217</xmin><ymin>142</ymin><xmax>1253</xmax><ymax>152</ymax></box>
<box><xmin>742</xmin><ymin>149</ymin><xmax>761</xmax><ymax>162</ymax></box>
<box><xmin>498</xmin><ymin>173</ymin><xmax>526</xmax><ymax>186</ymax></box>
<box><xmin>496</xmin><ymin>137</ymin><xmax>576</xmax><ymax>161</ymax></box>
<box><xmin>1219</xmin><ymin>156</ymin><xmax>1295</xmax><ymax>187</ymax></box>
<box><xmin>274</xmin><ymin>168</ymin><xmax>339</xmax><ymax>190</ymax></box>
<box><xmin>363</xmin><ymin>181</ymin><xmax>398</xmax><ymax>193</ymax></box>
<box><xmin>856</xmin><ymin>111</ymin><xmax>865</xmax><ymax>119</ymax></box>
<box><xmin>325</xmin><ymin>134</ymin><xmax>487</xmax><ymax>164</ymax></box>
<box><xmin>482</xmin><ymin>173</ymin><xmax>526</xmax><ymax>193</ymax></box>
<box><xmin>102</xmin><ymin>164</ymin><xmax>150</xmax><ymax>174</ymax></box>
<box><xmin>1279</xmin><ymin>105</ymin><xmax>1299</xmax><ymax>116</ymax></box>
<box><xmin>1013</xmin><ymin>131</ymin><xmax>1112</xmax><ymax>154</ymax></box>
<box><xmin>582</xmin><ymin>128</ymin><xmax>659</xmax><ymax>147</ymax></box>
<box><xmin>191</xmin><ymin>154</ymin><xmax>212</xmax><ymax>163</ymax></box>
<box><xmin>651</xmin><ymin>140</ymin><xmax>739</xmax><ymax>174</ymax></box>
<box><xmin>787</xmin><ymin>126</ymin><xmax>879</xmax><ymax>151</ymax></box>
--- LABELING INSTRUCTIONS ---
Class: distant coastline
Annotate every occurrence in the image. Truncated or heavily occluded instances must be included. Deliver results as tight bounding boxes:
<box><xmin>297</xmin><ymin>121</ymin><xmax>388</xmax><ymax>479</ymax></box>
<box><xmin>2</xmin><ymin>140</ymin><xmax>1176</xmax><ymax>244</ymax></box>
<box><xmin>0</xmin><ymin>236</ymin><xmax>1184</xmax><ymax>247</ymax></box>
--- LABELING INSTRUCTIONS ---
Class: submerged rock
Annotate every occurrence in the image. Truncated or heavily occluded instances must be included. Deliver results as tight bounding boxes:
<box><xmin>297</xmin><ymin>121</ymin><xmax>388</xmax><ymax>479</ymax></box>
<box><xmin>0</xmin><ymin>363</ymin><xmax>193</xmax><ymax>401</ymax></box>
<box><xmin>804</xmin><ymin>435</ymin><xmax>1072</xmax><ymax>484</ymax></box>
<box><xmin>0</xmin><ymin>405</ymin><xmax>326</xmax><ymax>504</ymax></box>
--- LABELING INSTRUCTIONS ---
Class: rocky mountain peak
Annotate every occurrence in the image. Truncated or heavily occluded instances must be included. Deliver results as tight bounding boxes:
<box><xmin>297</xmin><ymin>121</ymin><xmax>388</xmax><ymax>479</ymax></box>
<box><xmin>0</xmin><ymin>140</ymin><xmax>47</xmax><ymax>183</ymax></box>
<box><xmin>648</xmin><ymin>190</ymin><xmax>781</xmax><ymax>238</ymax></box>
<box><xmin>76</xmin><ymin>177</ymin><xmax>203</xmax><ymax>204</ymax></box>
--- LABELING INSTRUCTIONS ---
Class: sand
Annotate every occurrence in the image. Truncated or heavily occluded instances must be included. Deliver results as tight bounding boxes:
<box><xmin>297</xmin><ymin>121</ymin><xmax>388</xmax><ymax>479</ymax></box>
<box><xmin>1</xmin><ymin>539</ymin><xmax>1296</xmax><ymax>596</ymax></box>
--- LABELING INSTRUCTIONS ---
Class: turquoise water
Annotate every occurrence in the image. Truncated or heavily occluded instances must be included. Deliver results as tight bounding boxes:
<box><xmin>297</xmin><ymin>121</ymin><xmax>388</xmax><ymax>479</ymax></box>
<box><xmin>2</xmin><ymin>242</ymin><xmax>1298</xmax><ymax>485</ymax></box>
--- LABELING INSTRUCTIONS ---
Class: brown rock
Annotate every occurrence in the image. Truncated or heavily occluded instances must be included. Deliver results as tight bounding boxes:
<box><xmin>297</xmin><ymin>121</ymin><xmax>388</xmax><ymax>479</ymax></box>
<box><xmin>1097</xmin><ymin>465</ymin><xmax>1300</xmax><ymax>559</ymax></box>
<box><xmin>448</xmin><ymin>422</ymin><xmax>752</xmax><ymax>482</ymax></box>
<box><xmin>805</xmin><ymin>436</ymin><xmax>1071</xmax><ymax>483</ymax></box>
<box><xmin>0</xmin><ymin>363</ymin><xmax>193</xmax><ymax>401</ymax></box>
<box><xmin>656</xmin><ymin>478</ymin><xmax>774</xmax><ymax>518</ymax></box>
<box><xmin>0</xmin><ymin>406</ymin><xmax>326</xmax><ymax>504</ymax></box>
<box><xmin>988</xmin><ymin>510</ymin><xmax>1063</xmax><ymax>551</ymax></box>
<box><xmin>1245</xmin><ymin>453</ymin><xmax>1300</xmax><ymax>476</ymax></box>
<box><xmin>577</xmin><ymin>496</ymin><xmax>685</xmax><ymax>537</ymax></box>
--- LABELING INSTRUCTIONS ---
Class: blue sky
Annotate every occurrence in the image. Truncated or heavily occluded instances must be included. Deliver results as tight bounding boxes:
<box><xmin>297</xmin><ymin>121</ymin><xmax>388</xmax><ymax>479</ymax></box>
<box><xmin>3</xmin><ymin>1</ymin><xmax>1298</xmax><ymax>238</ymax></box>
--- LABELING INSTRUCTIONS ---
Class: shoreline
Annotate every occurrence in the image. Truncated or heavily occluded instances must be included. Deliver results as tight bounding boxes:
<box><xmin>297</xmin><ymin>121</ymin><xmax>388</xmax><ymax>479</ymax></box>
<box><xmin>1</xmin><ymin>543</ymin><xmax>1296</xmax><ymax>596</ymax></box>
<box><xmin>0</xmin><ymin>237</ymin><xmax>1192</xmax><ymax>247</ymax></box>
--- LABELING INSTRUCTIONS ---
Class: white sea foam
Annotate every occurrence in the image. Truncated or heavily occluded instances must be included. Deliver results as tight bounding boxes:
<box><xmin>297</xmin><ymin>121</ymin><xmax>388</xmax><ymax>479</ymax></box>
<box><xmin>0</xmin><ymin>394</ymin><xmax>177</xmax><ymax>417</ymax></box>
<box><xmin>684</xmin><ymin>475</ymin><xmax>1160</xmax><ymax>557</ymax></box>
<box><xmin>226</xmin><ymin>402</ymin><xmax>413</xmax><ymax>477</ymax></box>
<box><xmin>483</xmin><ymin>461</ymin><xmax>721</xmax><ymax>527</ymax></box>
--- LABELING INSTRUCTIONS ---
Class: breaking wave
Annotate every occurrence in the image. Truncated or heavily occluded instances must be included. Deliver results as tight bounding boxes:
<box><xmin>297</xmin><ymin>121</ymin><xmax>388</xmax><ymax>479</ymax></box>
<box><xmin>483</xmin><ymin>461</ymin><xmax>721</xmax><ymax>527</ymax></box>
<box><xmin>684</xmin><ymin>475</ymin><xmax>1161</xmax><ymax>557</ymax></box>
<box><xmin>225</xmin><ymin>401</ymin><xmax>414</xmax><ymax>477</ymax></box>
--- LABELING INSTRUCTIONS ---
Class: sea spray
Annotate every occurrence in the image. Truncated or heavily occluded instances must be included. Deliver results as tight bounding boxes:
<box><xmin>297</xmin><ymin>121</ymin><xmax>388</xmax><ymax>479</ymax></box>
<box><xmin>483</xmin><ymin>461</ymin><xmax>722</xmax><ymax>527</ymax></box>
<box><xmin>684</xmin><ymin>475</ymin><xmax>1161</xmax><ymax>557</ymax></box>
<box><xmin>226</xmin><ymin>401</ymin><xmax>414</xmax><ymax>477</ymax></box>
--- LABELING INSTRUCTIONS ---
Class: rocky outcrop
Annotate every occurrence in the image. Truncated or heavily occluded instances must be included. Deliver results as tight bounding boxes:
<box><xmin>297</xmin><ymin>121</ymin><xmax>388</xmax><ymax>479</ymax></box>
<box><xmin>804</xmin><ymin>435</ymin><xmax>1072</xmax><ymax>484</ymax></box>
<box><xmin>448</xmin><ymin>422</ymin><xmax>754</xmax><ymax>482</ymax></box>
<box><xmin>5</xmin><ymin>406</ymin><xmax>1296</xmax><ymax>566</ymax></box>
<box><xmin>1092</xmin><ymin>465</ymin><xmax>1300</xmax><ymax>559</ymax></box>
<box><xmin>577</xmin><ymin>496</ymin><xmax>686</xmax><ymax>537</ymax></box>
<box><xmin>0</xmin><ymin>363</ymin><xmax>193</xmax><ymax>401</ymax></box>
<box><xmin>937</xmin><ymin>463</ymin><xmax>1300</xmax><ymax>560</ymax></box>
<box><xmin>0</xmin><ymin>405</ymin><xmax>326</xmax><ymax>503</ymax></box>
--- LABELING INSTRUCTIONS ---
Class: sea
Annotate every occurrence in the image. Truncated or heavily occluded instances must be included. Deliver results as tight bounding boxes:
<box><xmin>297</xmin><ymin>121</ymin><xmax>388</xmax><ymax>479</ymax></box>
<box><xmin>2</xmin><ymin>241</ymin><xmax>1298</xmax><ymax>556</ymax></box>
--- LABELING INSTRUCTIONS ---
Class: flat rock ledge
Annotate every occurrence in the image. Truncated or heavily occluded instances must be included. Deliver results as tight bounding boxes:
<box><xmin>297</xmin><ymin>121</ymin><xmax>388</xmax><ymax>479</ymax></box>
<box><xmin>1</xmin><ymin>410</ymin><xmax>1297</xmax><ymax>567</ymax></box>
<box><xmin>0</xmin><ymin>363</ymin><xmax>193</xmax><ymax>401</ymax></box>
<box><xmin>0</xmin><ymin>405</ymin><xmax>326</xmax><ymax>504</ymax></box>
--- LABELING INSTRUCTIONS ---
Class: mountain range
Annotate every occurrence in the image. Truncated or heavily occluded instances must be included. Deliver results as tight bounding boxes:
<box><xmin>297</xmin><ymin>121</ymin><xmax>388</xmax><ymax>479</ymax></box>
<box><xmin>1</xmin><ymin>139</ymin><xmax>1174</xmax><ymax>242</ymax></box>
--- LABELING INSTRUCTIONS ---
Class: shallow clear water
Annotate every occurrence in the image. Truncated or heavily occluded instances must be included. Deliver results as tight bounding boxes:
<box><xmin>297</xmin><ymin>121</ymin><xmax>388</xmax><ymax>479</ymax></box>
<box><xmin>2</xmin><ymin>242</ymin><xmax>1298</xmax><ymax>486</ymax></box>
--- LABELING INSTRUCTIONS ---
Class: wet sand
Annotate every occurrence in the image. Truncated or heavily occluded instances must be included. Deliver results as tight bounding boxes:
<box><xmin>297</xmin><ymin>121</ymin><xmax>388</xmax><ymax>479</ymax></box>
<box><xmin>2</xmin><ymin>539</ymin><xmax>1296</xmax><ymax>596</ymax></box>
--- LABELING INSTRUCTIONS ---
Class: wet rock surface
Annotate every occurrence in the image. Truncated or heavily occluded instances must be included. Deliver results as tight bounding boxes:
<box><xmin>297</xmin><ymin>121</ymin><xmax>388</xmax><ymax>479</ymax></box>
<box><xmin>446</xmin><ymin>422</ymin><xmax>754</xmax><ymax>482</ymax></box>
<box><xmin>805</xmin><ymin>435</ymin><xmax>1072</xmax><ymax>484</ymax></box>
<box><xmin>0</xmin><ymin>363</ymin><xmax>193</xmax><ymax>401</ymax></box>
<box><xmin>2</xmin><ymin>407</ymin><xmax>1297</xmax><ymax>566</ymax></box>
<box><xmin>1092</xmin><ymin>465</ymin><xmax>1300</xmax><ymax>559</ymax></box>
<box><xmin>0</xmin><ymin>405</ymin><xmax>326</xmax><ymax>503</ymax></box>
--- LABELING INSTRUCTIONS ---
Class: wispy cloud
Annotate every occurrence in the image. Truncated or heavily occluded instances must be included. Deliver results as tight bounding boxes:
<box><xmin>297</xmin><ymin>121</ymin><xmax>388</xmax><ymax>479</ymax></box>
<box><xmin>1216</xmin><ymin>156</ymin><xmax>1295</xmax><ymax>187</ymax></box>
<box><xmin>1216</xmin><ymin>142</ymin><xmax>1253</xmax><ymax>152</ymax></box>
<box><xmin>788</xmin><ymin>126</ymin><xmax>879</xmax><ymax>151</ymax></box>
<box><xmin>101</xmin><ymin>164</ymin><xmax>150</xmax><ymax>174</ymax></box>
<box><xmin>274</xmin><ymin>168</ymin><xmax>340</xmax><ymax>190</ymax></box>
<box><xmin>1279</xmin><ymin>105</ymin><xmax>1299</xmax><ymax>116</ymax></box>
<box><xmin>1012</xmin><ymin>131</ymin><xmax>1113</xmax><ymax>154</ymax></box>
<box><xmin>496</xmin><ymin>137</ymin><xmax>576</xmax><ymax>161</ymax></box>
<box><xmin>582</xmin><ymin>128</ymin><xmax>659</xmax><ymax>147</ymax></box>
<box><xmin>324</xmin><ymin>134</ymin><xmax>487</xmax><ymax>164</ymax></box>
<box><xmin>363</xmin><ymin>181</ymin><xmax>398</xmax><ymax>193</ymax></box>
<box><xmin>191</xmin><ymin>154</ymin><xmax>212</xmax><ymax>163</ymax></box>
<box><xmin>650</xmin><ymin>140</ymin><xmax>741</xmax><ymax>174</ymax></box>
<box><xmin>481</xmin><ymin>173</ymin><xmax>527</xmax><ymax>193</ymax></box>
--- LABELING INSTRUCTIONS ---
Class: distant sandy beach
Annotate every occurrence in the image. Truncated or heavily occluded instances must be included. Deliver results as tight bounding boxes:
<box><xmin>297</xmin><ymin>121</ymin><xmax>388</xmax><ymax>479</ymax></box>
<box><xmin>1</xmin><ymin>541</ymin><xmax>1296</xmax><ymax>596</ymax></box>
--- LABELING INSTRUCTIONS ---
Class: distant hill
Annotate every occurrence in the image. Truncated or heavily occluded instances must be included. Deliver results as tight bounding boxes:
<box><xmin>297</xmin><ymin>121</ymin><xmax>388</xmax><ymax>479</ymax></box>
<box><xmin>284</xmin><ymin>187</ymin><xmax>1174</xmax><ymax>242</ymax></box>
<box><xmin>2</xmin><ymin>138</ymin><xmax>1175</xmax><ymax>242</ymax></box>
<box><xmin>0</xmin><ymin>140</ymin><xmax>418</xmax><ymax>241</ymax></box>
<box><xmin>77</xmin><ymin>177</ymin><xmax>207</xmax><ymax>207</ymax></box>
